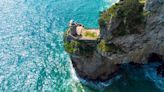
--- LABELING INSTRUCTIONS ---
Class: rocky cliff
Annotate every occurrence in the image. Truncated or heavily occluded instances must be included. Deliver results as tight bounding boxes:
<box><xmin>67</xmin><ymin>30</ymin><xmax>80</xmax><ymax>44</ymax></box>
<box><xmin>64</xmin><ymin>0</ymin><xmax>164</xmax><ymax>86</ymax></box>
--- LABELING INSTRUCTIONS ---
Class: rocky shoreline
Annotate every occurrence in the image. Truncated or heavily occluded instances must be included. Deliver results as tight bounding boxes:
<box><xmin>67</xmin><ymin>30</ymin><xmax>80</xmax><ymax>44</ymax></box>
<box><xmin>64</xmin><ymin>0</ymin><xmax>164</xmax><ymax>89</ymax></box>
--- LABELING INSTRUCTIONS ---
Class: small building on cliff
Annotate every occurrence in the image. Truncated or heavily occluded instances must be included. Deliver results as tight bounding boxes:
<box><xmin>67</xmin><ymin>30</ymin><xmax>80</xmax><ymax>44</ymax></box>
<box><xmin>67</xmin><ymin>20</ymin><xmax>100</xmax><ymax>41</ymax></box>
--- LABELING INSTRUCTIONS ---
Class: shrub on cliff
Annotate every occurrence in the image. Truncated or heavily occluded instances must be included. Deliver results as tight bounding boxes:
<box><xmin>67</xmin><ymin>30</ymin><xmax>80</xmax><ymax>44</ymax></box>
<box><xmin>122</xmin><ymin>0</ymin><xmax>144</xmax><ymax>33</ymax></box>
<box><xmin>98</xmin><ymin>40</ymin><xmax>110</xmax><ymax>52</ymax></box>
<box><xmin>99</xmin><ymin>0</ymin><xmax>145</xmax><ymax>37</ymax></box>
<box><xmin>99</xmin><ymin>3</ymin><xmax>121</xmax><ymax>26</ymax></box>
<box><xmin>98</xmin><ymin>40</ymin><xmax>121</xmax><ymax>53</ymax></box>
<box><xmin>64</xmin><ymin>40</ymin><xmax>80</xmax><ymax>54</ymax></box>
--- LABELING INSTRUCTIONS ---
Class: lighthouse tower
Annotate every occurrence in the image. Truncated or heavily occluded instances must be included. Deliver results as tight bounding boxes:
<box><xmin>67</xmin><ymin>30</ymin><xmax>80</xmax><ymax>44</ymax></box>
<box><xmin>69</xmin><ymin>20</ymin><xmax>77</xmax><ymax>36</ymax></box>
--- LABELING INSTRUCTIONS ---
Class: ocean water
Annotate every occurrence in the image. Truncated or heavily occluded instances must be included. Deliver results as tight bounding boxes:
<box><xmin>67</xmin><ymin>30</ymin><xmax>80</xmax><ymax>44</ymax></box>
<box><xmin>0</xmin><ymin>0</ymin><xmax>163</xmax><ymax>92</ymax></box>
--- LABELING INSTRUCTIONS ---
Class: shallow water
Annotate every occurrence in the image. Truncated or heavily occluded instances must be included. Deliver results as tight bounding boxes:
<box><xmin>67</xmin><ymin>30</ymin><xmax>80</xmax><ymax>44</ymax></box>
<box><xmin>0</xmin><ymin>0</ymin><xmax>163</xmax><ymax>92</ymax></box>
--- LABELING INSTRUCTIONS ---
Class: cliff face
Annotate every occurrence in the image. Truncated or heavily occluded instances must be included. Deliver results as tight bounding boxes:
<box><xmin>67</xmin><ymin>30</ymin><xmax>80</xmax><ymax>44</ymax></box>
<box><xmin>64</xmin><ymin>0</ymin><xmax>164</xmax><ymax>82</ymax></box>
<box><xmin>98</xmin><ymin>0</ymin><xmax>164</xmax><ymax>64</ymax></box>
<box><xmin>99</xmin><ymin>0</ymin><xmax>164</xmax><ymax>64</ymax></box>
<box><xmin>71</xmin><ymin>52</ymin><xmax>119</xmax><ymax>81</ymax></box>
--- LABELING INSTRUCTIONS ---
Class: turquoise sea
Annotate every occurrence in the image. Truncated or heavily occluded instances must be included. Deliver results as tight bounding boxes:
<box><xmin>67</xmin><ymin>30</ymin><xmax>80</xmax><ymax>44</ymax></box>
<box><xmin>0</xmin><ymin>0</ymin><xmax>163</xmax><ymax>92</ymax></box>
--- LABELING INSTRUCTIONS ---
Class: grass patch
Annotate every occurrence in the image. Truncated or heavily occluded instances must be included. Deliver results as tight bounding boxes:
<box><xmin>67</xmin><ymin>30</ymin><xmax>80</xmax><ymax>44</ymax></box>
<box><xmin>84</xmin><ymin>31</ymin><xmax>97</xmax><ymax>38</ymax></box>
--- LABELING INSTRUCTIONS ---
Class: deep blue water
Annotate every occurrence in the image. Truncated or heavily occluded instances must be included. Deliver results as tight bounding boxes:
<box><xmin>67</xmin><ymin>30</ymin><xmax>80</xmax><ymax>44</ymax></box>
<box><xmin>0</xmin><ymin>0</ymin><xmax>163</xmax><ymax>92</ymax></box>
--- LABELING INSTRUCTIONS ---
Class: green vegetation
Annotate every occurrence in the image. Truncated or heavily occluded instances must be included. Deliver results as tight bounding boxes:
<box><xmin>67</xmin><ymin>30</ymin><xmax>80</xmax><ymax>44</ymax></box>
<box><xmin>84</xmin><ymin>31</ymin><xmax>97</xmax><ymax>38</ymax></box>
<box><xmin>99</xmin><ymin>3</ymin><xmax>121</xmax><ymax>26</ymax></box>
<box><xmin>113</xmin><ymin>22</ymin><xmax>128</xmax><ymax>36</ymax></box>
<box><xmin>98</xmin><ymin>40</ymin><xmax>121</xmax><ymax>53</ymax></box>
<box><xmin>139</xmin><ymin>0</ymin><xmax>146</xmax><ymax>4</ymax></box>
<box><xmin>64</xmin><ymin>40</ymin><xmax>80</xmax><ymax>54</ymax></box>
<box><xmin>99</xmin><ymin>0</ymin><xmax>145</xmax><ymax>37</ymax></box>
<box><xmin>122</xmin><ymin>0</ymin><xmax>145</xmax><ymax>34</ymax></box>
<box><xmin>64</xmin><ymin>40</ymin><xmax>95</xmax><ymax>55</ymax></box>
<box><xmin>98</xmin><ymin>40</ymin><xmax>110</xmax><ymax>52</ymax></box>
<box><xmin>142</xmin><ymin>10</ymin><xmax>151</xmax><ymax>16</ymax></box>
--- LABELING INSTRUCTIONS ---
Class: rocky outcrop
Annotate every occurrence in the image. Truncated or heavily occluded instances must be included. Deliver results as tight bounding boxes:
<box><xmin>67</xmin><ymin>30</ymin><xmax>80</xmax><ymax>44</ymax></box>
<box><xmin>64</xmin><ymin>0</ymin><xmax>164</xmax><ymax>83</ymax></box>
